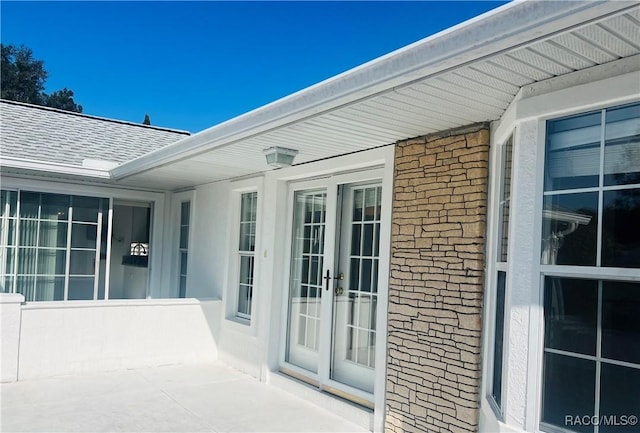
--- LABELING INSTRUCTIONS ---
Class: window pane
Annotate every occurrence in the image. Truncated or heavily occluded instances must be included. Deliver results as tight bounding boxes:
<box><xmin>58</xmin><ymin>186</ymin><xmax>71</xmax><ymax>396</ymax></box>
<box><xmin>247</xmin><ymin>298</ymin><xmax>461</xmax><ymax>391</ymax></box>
<box><xmin>602</xmin><ymin>189</ymin><xmax>640</xmax><ymax>268</ymax></box>
<box><xmin>542</xmin><ymin>192</ymin><xmax>598</xmax><ymax>266</ymax></box>
<box><xmin>353</xmin><ymin>189</ymin><xmax>363</xmax><ymax>221</ymax></box>
<box><xmin>238</xmin><ymin>285</ymin><xmax>251</xmax><ymax>316</ymax></box>
<box><xmin>17</xmin><ymin>247</ymin><xmax>37</xmax><ymax>274</ymax></box>
<box><xmin>71</xmin><ymin>196</ymin><xmax>100</xmax><ymax>223</ymax></box>
<box><xmin>541</xmin><ymin>353</ymin><xmax>595</xmax><ymax>433</ymax></box>
<box><xmin>37</xmin><ymin>249</ymin><xmax>66</xmax><ymax>275</ymax></box>
<box><xmin>35</xmin><ymin>276</ymin><xmax>64</xmax><ymax>301</ymax></box>
<box><xmin>240</xmin><ymin>192</ymin><xmax>257</xmax><ymax>222</ymax></box>
<box><xmin>601</xmin><ymin>281</ymin><xmax>640</xmax><ymax>364</ymax></box>
<box><xmin>604</xmin><ymin>103</ymin><xmax>640</xmax><ymax>186</ymax></box>
<box><xmin>40</xmin><ymin>193</ymin><xmax>69</xmax><ymax>220</ymax></box>
<box><xmin>1</xmin><ymin>219</ymin><xmax>17</xmax><ymax>246</ymax></box>
<box><xmin>491</xmin><ymin>271</ymin><xmax>506</xmax><ymax>407</ymax></box>
<box><xmin>1</xmin><ymin>190</ymin><xmax>18</xmax><ymax>217</ymax></box>
<box><xmin>180</xmin><ymin>201</ymin><xmax>190</xmax><ymax>224</ymax></box>
<box><xmin>1</xmin><ymin>275</ymin><xmax>14</xmax><ymax>293</ymax></box>
<box><xmin>20</xmin><ymin>192</ymin><xmax>40</xmax><ymax>219</ymax></box>
<box><xmin>38</xmin><ymin>221</ymin><xmax>68</xmax><ymax>248</ymax></box>
<box><xmin>351</xmin><ymin>224</ymin><xmax>361</xmax><ymax>256</ymax></box>
<box><xmin>70</xmin><ymin>223</ymin><xmax>98</xmax><ymax>249</ymax></box>
<box><xmin>364</xmin><ymin>188</ymin><xmax>376</xmax><ymax>221</ymax></box>
<box><xmin>16</xmin><ymin>276</ymin><xmax>35</xmax><ymax>301</ymax></box>
<box><xmin>68</xmin><ymin>276</ymin><xmax>94</xmax><ymax>300</ymax></box>
<box><xmin>179</xmin><ymin>276</ymin><xmax>187</xmax><ymax>298</ymax></box>
<box><xmin>239</xmin><ymin>222</ymin><xmax>255</xmax><ymax>252</ymax></box>
<box><xmin>239</xmin><ymin>255</ymin><xmax>254</xmax><ymax>286</ymax></box>
<box><xmin>69</xmin><ymin>250</ymin><xmax>95</xmax><ymax>275</ymax></box>
<box><xmin>3</xmin><ymin>247</ymin><xmax>15</xmax><ymax>274</ymax></box>
<box><xmin>19</xmin><ymin>219</ymin><xmax>39</xmax><ymax>247</ymax></box>
<box><xmin>599</xmin><ymin>363</ymin><xmax>640</xmax><ymax>433</ymax></box>
<box><xmin>498</xmin><ymin>137</ymin><xmax>513</xmax><ymax>262</ymax></box>
<box><xmin>179</xmin><ymin>226</ymin><xmax>189</xmax><ymax>249</ymax></box>
<box><xmin>545</xmin><ymin>112</ymin><xmax>601</xmax><ymax>191</ymax></box>
<box><xmin>180</xmin><ymin>252</ymin><xmax>188</xmax><ymax>276</ymax></box>
<box><xmin>544</xmin><ymin>277</ymin><xmax>598</xmax><ymax>356</ymax></box>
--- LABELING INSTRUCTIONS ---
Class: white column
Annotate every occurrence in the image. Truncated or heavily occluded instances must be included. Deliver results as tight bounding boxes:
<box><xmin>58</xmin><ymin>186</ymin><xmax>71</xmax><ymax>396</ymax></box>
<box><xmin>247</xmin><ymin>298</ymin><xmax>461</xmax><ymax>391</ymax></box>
<box><xmin>1</xmin><ymin>293</ymin><xmax>24</xmax><ymax>382</ymax></box>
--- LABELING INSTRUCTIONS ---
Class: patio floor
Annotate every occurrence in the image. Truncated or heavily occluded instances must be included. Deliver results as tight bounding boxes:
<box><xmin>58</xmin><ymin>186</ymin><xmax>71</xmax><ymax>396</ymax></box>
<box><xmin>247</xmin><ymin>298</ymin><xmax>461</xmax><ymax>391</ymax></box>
<box><xmin>0</xmin><ymin>363</ymin><xmax>369</xmax><ymax>432</ymax></box>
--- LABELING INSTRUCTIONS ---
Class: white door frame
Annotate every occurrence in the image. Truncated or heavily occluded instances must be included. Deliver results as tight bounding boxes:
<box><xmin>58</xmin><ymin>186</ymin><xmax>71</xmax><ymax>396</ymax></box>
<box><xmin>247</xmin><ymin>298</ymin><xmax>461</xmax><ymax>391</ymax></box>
<box><xmin>278</xmin><ymin>168</ymin><xmax>388</xmax><ymax>405</ymax></box>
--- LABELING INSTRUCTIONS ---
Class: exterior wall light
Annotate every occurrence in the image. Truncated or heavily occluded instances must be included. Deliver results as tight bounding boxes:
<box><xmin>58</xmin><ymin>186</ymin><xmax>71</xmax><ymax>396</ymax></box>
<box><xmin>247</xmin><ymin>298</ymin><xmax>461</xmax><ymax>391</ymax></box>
<box><xmin>263</xmin><ymin>146</ymin><xmax>298</xmax><ymax>168</ymax></box>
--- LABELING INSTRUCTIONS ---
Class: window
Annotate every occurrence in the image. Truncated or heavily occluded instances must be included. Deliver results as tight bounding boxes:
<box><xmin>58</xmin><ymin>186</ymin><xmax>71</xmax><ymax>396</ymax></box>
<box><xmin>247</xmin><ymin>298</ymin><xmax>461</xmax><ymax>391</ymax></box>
<box><xmin>0</xmin><ymin>190</ymin><xmax>109</xmax><ymax>301</ymax></box>
<box><xmin>540</xmin><ymin>103</ymin><xmax>640</xmax><ymax>433</ymax></box>
<box><xmin>490</xmin><ymin>135</ymin><xmax>513</xmax><ymax>413</ymax></box>
<box><xmin>237</xmin><ymin>192</ymin><xmax>257</xmax><ymax>319</ymax></box>
<box><xmin>178</xmin><ymin>201</ymin><xmax>190</xmax><ymax>298</ymax></box>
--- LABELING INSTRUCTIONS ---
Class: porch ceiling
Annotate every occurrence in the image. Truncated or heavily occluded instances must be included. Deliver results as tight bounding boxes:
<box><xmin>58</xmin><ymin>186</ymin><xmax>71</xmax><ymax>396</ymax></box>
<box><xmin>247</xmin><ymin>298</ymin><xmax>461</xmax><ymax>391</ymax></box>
<box><xmin>113</xmin><ymin>2</ymin><xmax>640</xmax><ymax>191</ymax></box>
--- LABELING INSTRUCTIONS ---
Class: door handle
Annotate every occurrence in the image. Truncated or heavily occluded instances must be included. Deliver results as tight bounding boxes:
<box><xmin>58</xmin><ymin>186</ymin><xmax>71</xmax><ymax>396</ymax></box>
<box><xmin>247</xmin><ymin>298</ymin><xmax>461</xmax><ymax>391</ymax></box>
<box><xmin>323</xmin><ymin>269</ymin><xmax>331</xmax><ymax>291</ymax></box>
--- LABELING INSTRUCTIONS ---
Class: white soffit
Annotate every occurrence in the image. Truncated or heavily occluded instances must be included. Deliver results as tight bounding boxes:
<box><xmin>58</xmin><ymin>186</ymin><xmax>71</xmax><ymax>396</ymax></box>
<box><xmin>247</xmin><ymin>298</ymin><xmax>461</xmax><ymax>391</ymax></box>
<box><xmin>114</xmin><ymin>1</ymin><xmax>640</xmax><ymax>190</ymax></box>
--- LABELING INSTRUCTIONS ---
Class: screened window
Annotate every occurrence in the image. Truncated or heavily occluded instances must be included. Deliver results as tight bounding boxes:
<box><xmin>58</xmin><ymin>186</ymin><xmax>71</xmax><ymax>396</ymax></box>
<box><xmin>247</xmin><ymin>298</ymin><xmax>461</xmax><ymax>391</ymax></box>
<box><xmin>178</xmin><ymin>201</ymin><xmax>190</xmax><ymax>298</ymax></box>
<box><xmin>540</xmin><ymin>103</ymin><xmax>640</xmax><ymax>433</ymax></box>
<box><xmin>237</xmin><ymin>192</ymin><xmax>257</xmax><ymax>319</ymax></box>
<box><xmin>0</xmin><ymin>190</ymin><xmax>109</xmax><ymax>301</ymax></box>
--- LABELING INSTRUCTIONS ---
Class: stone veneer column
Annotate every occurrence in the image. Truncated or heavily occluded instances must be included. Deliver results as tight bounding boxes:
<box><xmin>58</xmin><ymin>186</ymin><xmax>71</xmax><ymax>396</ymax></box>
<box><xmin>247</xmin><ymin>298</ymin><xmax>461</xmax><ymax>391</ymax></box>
<box><xmin>385</xmin><ymin>123</ymin><xmax>490</xmax><ymax>433</ymax></box>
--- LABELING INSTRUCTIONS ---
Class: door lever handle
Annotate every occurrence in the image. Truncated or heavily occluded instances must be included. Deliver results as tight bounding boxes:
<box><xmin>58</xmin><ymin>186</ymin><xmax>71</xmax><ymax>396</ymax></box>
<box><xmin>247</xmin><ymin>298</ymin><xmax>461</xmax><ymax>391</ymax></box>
<box><xmin>323</xmin><ymin>269</ymin><xmax>331</xmax><ymax>291</ymax></box>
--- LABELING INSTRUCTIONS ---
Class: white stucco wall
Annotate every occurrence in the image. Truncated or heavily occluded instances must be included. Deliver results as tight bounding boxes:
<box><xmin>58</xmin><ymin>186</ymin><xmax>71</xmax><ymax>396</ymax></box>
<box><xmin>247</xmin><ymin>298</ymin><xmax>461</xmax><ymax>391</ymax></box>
<box><xmin>0</xmin><ymin>293</ymin><xmax>24</xmax><ymax>382</ymax></box>
<box><xmin>17</xmin><ymin>299</ymin><xmax>220</xmax><ymax>380</ymax></box>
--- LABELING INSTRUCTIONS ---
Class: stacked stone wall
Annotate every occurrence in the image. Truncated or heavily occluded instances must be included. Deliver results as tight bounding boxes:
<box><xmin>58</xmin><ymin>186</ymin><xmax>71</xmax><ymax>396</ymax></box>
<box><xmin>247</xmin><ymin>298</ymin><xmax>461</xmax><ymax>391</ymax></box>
<box><xmin>385</xmin><ymin>123</ymin><xmax>490</xmax><ymax>433</ymax></box>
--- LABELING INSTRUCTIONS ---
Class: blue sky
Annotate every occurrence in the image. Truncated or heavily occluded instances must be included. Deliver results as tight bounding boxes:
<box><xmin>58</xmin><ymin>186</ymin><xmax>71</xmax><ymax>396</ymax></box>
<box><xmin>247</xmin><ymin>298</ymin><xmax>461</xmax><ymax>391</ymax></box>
<box><xmin>2</xmin><ymin>1</ymin><xmax>506</xmax><ymax>132</ymax></box>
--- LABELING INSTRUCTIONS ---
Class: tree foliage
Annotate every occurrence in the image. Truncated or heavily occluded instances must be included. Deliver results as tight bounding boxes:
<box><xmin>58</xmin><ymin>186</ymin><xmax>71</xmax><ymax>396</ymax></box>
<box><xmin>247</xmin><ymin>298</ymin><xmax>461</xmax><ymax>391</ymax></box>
<box><xmin>1</xmin><ymin>44</ymin><xmax>82</xmax><ymax>112</ymax></box>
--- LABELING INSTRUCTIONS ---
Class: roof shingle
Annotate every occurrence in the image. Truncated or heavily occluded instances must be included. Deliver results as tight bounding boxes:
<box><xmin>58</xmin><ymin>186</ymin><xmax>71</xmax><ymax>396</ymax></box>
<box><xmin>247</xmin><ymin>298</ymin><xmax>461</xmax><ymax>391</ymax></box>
<box><xmin>0</xmin><ymin>100</ymin><xmax>189</xmax><ymax>168</ymax></box>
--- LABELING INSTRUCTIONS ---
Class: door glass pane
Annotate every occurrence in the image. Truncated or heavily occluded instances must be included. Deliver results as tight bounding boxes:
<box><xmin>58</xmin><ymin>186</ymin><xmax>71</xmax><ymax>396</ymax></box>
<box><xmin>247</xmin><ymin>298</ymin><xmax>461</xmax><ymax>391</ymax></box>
<box><xmin>1</xmin><ymin>190</ymin><xmax>18</xmax><ymax>217</ymax></box>
<box><xmin>16</xmin><ymin>276</ymin><xmax>35</xmax><ymax>301</ymax></box>
<box><xmin>602</xmin><ymin>189</ymin><xmax>640</xmax><ymax>268</ymax></box>
<box><xmin>286</xmin><ymin>190</ymin><xmax>326</xmax><ymax>373</ymax></box>
<box><xmin>541</xmin><ymin>192</ymin><xmax>598</xmax><ymax>266</ymax></box>
<box><xmin>19</xmin><ymin>219</ymin><xmax>39</xmax><ymax>247</ymax></box>
<box><xmin>71</xmin><ymin>196</ymin><xmax>101</xmax><ymax>223</ymax></box>
<box><xmin>492</xmin><ymin>271</ymin><xmax>506</xmax><ymax>406</ymax></box>
<box><xmin>541</xmin><ymin>353</ymin><xmax>595</xmax><ymax>433</ymax></box>
<box><xmin>69</xmin><ymin>250</ymin><xmax>96</xmax><ymax>275</ymax></box>
<box><xmin>68</xmin><ymin>276</ymin><xmax>94</xmax><ymax>300</ymax></box>
<box><xmin>71</xmin><ymin>223</ymin><xmax>98</xmax><ymax>249</ymax></box>
<box><xmin>332</xmin><ymin>185</ymin><xmax>381</xmax><ymax>394</ymax></box>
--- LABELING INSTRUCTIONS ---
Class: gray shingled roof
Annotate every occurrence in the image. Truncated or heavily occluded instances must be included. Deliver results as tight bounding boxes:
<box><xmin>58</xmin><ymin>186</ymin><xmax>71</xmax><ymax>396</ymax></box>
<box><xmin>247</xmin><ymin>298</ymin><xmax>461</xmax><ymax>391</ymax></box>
<box><xmin>0</xmin><ymin>100</ymin><xmax>190</xmax><ymax>168</ymax></box>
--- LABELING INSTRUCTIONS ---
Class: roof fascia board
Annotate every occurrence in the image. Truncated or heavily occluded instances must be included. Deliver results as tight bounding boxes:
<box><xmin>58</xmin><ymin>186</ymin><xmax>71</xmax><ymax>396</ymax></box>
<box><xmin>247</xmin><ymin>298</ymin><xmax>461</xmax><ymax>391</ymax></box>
<box><xmin>0</xmin><ymin>157</ymin><xmax>111</xmax><ymax>179</ymax></box>
<box><xmin>111</xmin><ymin>0</ymin><xmax>635</xmax><ymax>180</ymax></box>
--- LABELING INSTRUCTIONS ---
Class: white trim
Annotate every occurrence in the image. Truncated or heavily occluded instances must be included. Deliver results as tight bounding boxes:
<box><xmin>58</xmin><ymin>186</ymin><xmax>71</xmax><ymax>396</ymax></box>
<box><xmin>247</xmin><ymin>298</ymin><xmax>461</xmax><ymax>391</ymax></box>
<box><xmin>1</xmin><ymin>157</ymin><xmax>111</xmax><ymax>179</ymax></box>
<box><xmin>223</xmin><ymin>177</ymin><xmax>264</xmax><ymax>334</ymax></box>
<box><xmin>110</xmin><ymin>1</ymin><xmax>634</xmax><ymax>180</ymax></box>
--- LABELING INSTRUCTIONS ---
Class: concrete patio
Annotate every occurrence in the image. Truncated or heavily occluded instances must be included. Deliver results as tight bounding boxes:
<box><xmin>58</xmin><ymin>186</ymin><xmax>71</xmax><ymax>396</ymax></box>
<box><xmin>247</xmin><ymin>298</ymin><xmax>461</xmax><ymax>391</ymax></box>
<box><xmin>0</xmin><ymin>362</ymin><xmax>369</xmax><ymax>432</ymax></box>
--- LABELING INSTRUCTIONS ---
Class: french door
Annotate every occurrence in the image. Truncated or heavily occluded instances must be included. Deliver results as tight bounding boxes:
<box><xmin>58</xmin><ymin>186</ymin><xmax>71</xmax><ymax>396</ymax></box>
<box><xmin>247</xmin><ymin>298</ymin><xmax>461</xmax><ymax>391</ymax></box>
<box><xmin>283</xmin><ymin>171</ymin><xmax>383</xmax><ymax>403</ymax></box>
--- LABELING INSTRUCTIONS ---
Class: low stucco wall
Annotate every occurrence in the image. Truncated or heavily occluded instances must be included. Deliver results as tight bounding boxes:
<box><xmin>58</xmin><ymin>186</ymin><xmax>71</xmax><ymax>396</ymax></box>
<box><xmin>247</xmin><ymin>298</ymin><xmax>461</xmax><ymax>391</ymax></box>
<box><xmin>13</xmin><ymin>298</ymin><xmax>221</xmax><ymax>380</ymax></box>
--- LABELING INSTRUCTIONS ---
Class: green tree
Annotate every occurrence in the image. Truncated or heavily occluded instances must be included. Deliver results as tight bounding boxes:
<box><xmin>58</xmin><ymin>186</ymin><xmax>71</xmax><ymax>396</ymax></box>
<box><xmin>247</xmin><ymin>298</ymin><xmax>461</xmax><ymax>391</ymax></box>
<box><xmin>143</xmin><ymin>114</ymin><xmax>151</xmax><ymax>125</ymax></box>
<box><xmin>1</xmin><ymin>44</ymin><xmax>82</xmax><ymax>112</ymax></box>
<box><xmin>45</xmin><ymin>88</ymin><xmax>82</xmax><ymax>113</ymax></box>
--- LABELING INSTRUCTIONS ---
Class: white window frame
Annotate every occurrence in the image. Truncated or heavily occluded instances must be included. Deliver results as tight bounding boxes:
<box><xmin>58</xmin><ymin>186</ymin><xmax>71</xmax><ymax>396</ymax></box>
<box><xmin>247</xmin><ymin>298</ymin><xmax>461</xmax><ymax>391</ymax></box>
<box><xmin>224</xmin><ymin>177</ymin><xmax>263</xmax><ymax>327</ymax></box>
<box><xmin>170</xmin><ymin>190</ymin><xmax>195</xmax><ymax>299</ymax></box>
<box><xmin>480</xmin><ymin>66</ymin><xmax>639</xmax><ymax>433</ymax></box>
<box><xmin>0</xmin><ymin>177</ymin><xmax>166</xmax><ymax>301</ymax></box>
<box><xmin>537</xmin><ymin>102</ymin><xmax>640</xmax><ymax>433</ymax></box>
